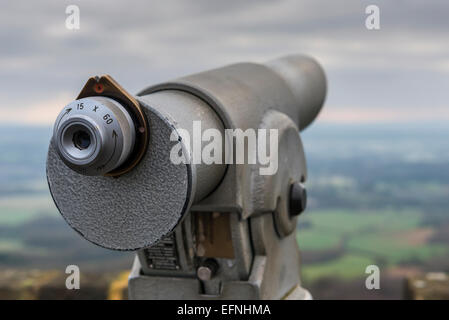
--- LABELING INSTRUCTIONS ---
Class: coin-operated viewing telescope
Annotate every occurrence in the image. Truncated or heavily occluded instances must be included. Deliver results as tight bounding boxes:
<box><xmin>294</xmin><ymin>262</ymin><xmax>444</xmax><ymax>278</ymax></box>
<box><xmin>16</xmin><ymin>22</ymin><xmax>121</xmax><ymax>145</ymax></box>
<box><xmin>47</xmin><ymin>55</ymin><xmax>326</xmax><ymax>299</ymax></box>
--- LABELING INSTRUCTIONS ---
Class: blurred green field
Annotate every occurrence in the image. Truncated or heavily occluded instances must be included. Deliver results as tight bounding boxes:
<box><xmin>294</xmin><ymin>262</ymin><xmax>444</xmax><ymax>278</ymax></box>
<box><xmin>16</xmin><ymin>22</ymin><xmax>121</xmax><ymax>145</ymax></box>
<box><xmin>0</xmin><ymin>240</ymin><xmax>24</xmax><ymax>252</ymax></box>
<box><xmin>299</xmin><ymin>209</ymin><xmax>422</xmax><ymax>234</ymax></box>
<box><xmin>297</xmin><ymin>209</ymin><xmax>449</xmax><ymax>283</ymax></box>
<box><xmin>302</xmin><ymin>254</ymin><xmax>376</xmax><ymax>282</ymax></box>
<box><xmin>297</xmin><ymin>230</ymin><xmax>341</xmax><ymax>251</ymax></box>
<box><xmin>346</xmin><ymin>235</ymin><xmax>448</xmax><ymax>264</ymax></box>
<box><xmin>0</xmin><ymin>195</ymin><xmax>57</xmax><ymax>226</ymax></box>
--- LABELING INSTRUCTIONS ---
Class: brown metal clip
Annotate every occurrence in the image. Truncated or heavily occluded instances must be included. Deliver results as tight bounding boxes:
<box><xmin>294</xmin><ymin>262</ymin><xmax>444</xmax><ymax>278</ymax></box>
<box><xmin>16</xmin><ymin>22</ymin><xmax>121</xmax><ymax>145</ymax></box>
<box><xmin>77</xmin><ymin>75</ymin><xmax>149</xmax><ymax>177</ymax></box>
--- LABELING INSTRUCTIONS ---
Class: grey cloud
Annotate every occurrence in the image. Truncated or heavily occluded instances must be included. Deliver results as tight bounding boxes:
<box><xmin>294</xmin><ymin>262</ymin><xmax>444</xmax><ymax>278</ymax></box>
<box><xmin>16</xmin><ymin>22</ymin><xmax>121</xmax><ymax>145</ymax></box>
<box><xmin>0</xmin><ymin>0</ymin><xmax>448</xmax><ymax>123</ymax></box>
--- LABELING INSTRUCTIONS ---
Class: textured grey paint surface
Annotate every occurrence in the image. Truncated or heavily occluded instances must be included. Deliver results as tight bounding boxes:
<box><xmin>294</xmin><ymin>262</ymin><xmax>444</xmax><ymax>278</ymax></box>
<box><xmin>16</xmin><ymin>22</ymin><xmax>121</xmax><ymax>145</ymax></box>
<box><xmin>138</xmin><ymin>56</ymin><xmax>325</xmax><ymax>219</ymax></box>
<box><xmin>47</xmin><ymin>103</ymin><xmax>193</xmax><ymax>250</ymax></box>
<box><xmin>138</xmin><ymin>90</ymin><xmax>226</xmax><ymax>202</ymax></box>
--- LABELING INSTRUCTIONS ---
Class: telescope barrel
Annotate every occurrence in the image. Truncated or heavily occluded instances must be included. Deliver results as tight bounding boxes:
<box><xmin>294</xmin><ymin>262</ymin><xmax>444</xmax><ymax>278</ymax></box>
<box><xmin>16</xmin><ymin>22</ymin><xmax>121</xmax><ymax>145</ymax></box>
<box><xmin>47</xmin><ymin>55</ymin><xmax>326</xmax><ymax>250</ymax></box>
<box><xmin>265</xmin><ymin>55</ymin><xmax>327</xmax><ymax>131</ymax></box>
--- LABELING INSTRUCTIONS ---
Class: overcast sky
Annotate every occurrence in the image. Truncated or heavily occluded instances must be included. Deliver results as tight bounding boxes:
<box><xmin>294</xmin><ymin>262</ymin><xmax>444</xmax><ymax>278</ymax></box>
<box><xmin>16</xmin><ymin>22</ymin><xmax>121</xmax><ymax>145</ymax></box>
<box><xmin>0</xmin><ymin>0</ymin><xmax>448</xmax><ymax>125</ymax></box>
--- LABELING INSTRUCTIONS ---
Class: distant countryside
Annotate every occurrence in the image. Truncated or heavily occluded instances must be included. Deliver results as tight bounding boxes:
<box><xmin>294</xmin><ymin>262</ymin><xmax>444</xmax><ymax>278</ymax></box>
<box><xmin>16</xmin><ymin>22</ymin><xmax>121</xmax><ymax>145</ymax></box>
<box><xmin>1</xmin><ymin>123</ymin><xmax>449</xmax><ymax>299</ymax></box>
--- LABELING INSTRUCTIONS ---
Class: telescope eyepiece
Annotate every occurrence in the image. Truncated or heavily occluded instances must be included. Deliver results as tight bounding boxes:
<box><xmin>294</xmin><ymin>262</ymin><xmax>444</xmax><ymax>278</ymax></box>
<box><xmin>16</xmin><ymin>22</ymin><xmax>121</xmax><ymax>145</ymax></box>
<box><xmin>72</xmin><ymin>129</ymin><xmax>91</xmax><ymax>150</ymax></box>
<box><xmin>52</xmin><ymin>96</ymin><xmax>136</xmax><ymax>176</ymax></box>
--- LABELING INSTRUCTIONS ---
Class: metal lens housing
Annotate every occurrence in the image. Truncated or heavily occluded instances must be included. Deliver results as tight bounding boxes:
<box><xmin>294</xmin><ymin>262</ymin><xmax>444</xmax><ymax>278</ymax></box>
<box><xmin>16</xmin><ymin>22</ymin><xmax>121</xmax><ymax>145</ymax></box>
<box><xmin>53</xmin><ymin>96</ymin><xmax>136</xmax><ymax>176</ymax></box>
<box><xmin>72</xmin><ymin>129</ymin><xmax>91</xmax><ymax>150</ymax></box>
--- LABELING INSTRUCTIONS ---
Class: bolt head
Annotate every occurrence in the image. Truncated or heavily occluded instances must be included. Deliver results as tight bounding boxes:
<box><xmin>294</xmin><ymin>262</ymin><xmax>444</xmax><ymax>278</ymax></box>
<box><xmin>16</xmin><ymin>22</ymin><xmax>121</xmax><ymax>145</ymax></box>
<box><xmin>197</xmin><ymin>266</ymin><xmax>213</xmax><ymax>281</ymax></box>
<box><xmin>289</xmin><ymin>182</ymin><xmax>307</xmax><ymax>217</ymax></box>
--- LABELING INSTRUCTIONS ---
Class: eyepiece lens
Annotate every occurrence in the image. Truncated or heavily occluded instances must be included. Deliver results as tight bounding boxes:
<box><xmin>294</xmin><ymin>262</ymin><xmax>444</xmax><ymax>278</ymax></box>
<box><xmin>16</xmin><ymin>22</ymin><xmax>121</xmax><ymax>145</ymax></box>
<box><xmin>73</xmin><ymin>130</ymin><xmax>91</xmax><ymax>150</ymax></box>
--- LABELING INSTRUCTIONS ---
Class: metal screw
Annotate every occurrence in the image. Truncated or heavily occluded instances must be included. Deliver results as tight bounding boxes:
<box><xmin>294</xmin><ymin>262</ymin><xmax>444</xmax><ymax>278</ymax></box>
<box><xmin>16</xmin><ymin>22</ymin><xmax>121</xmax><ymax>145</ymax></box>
<box><xmin>197</xmin><ymin>259</ymin><xmax>219</xmax><ymax>281</ymax></box>
<box><xmin>289</xmin><ymin>182</ymin><xmax>307</xmax><ymax>217</ymax></box>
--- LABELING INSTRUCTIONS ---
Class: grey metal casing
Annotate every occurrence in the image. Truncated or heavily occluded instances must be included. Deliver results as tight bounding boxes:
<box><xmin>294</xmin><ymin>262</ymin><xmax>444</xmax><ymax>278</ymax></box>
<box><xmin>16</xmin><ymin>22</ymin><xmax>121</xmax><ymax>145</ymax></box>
<box><xmin>130</xmin><ymin>55</ymin><xmax>326</xmax><ymax>299</ymax></box>
<box><xmin>46</xmin><ymin>55</ymin><xmax>327</xmax><ymax>299</ymax></box>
